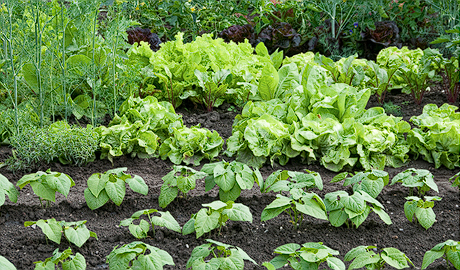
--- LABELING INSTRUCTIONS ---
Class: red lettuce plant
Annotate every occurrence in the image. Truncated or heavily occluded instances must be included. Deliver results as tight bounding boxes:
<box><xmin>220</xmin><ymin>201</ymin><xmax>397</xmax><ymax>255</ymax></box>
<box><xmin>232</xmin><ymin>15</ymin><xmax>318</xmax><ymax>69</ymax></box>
<box><xmin>126</xmin><ymin>27</ymin><xmax>162</xmax><ymax>51</ymax></box>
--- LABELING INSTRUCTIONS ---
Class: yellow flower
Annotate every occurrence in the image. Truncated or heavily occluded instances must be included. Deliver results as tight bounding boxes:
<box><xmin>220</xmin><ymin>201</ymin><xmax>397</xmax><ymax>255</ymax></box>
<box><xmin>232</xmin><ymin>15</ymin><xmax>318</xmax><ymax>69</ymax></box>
<box><xmin>141</xmin><ymin>2</ymin><xmax>145</xmax><ymax>6</ymax></box>
<box><xmin>135</xmin><ymin>6</ymin><xmax>139</xmax><ymax>10</ymax></box>
<box><xmin>191</xmin><ymin>7</ymin><xmax>196</xmax><ymax>12</ymax></box>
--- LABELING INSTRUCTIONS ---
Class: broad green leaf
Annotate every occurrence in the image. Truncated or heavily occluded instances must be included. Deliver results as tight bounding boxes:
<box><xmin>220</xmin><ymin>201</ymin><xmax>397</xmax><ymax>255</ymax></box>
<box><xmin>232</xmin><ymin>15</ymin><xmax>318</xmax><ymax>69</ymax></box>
<box><xmin>348</xmin><ymin>252</ymin><xmax>380</xmax><ymax>269</ymax></box>
<box><xmin>415</xmin><ymin>208</ymin><xmax>436</xmax><ymax>230</ymax></box>
<box><xmin>125</xmin><ymin>175</ymin><xmax>148</xmax><ymax>195</ymax></box>
<box><xmin>421</xmin><ymin>250</ymin><xmax>444</xmax><ymax>269</ymax></box>
<box><xmin>219</xmin><ymin>184</ymin><xmax>241</xmax><ymax>203</ymax></box>
<box><xmin>342</xmin><ymin>194</ymin><xmax>365</xmax><ymax>213</ymax></box>
<box><xmin>195</xmin><ymin>209</ymin><xmax>220</xmax><ymax>238</ymax></box>
<box><xmin>0</xmin><ymin>174</ymin><xmax>18</xmax><ymax>204</ymax></box>
<box><xmin>381</xmin><ymin>248</ymin><xmax>410</xmax><ymax>269</ymax></box>
<box><xmin>150</xmin><ymin>211</ymin><xmax>181</xmax><ymax>233</ymax></box>
<box><xmin>105</xmin><ymin>178</ymin><xmax>126</xmax><ymax>206</ymax></box>
<box><xmin>182</xmin><ymin>218</ymin><xmax>196</xmax><ymax>235</ymax></box>
<box><xmin>128</xmin><ymin>219</ymin><xmax>150</xmax><ymax>239</ymax></box>
<box><xmin>326</xmin><ymin>257</ymin><xmax>345</xmax><ymax>270</ymax></box>
<box><xmin>203</xmin><ymin>200</ymin><xmax>228</xmax><ymax>211</ymax></box>
<box><xmin>64</xmin><ymin>226</ymin><xmax>90</xmax><ymax>247</ymax></box>
<box><xmin>34</xmin><ymin>261</ymin><xmax>54</xmax><ymax>270</ymax></box>
<box><xmin>296</xmin><ymin>193</ymin><xmax>328</xmax><ymax>220</ymax></box>
<box><xmin>235</xmin><ymin>248</ymin><xmax>258</xmax><ymax>265</ymax></box>
<box><xmin>35</xmin><ymin>219</ymin><xmax>62</xmax><ymax>244</ymax></box>
<box><xmin>264</xmin><ymin>195</ymin><xmax>292</xmax><ymax>209</ymax></box>
<box><xmin>344</xmin><ymin>246</ymin><xmax>375</xmax><ymax>261</ymax></box>
<box><xmin>84</xmin><ymin>188</ymin><xmax>109</xmax><ymax>210</ymax></box>
<box><xmin>372</xmin><ymin>207</ymin><xmax>392</xmax><ymax>225</ymax></box>
<box><xmin>0</xmin><ymin>255</ymin><xmax>17</xmax><ymax>270</ymax></box>
<box><xmin>87</xmin><ymin>174</ymin><xmax>108</xmax><ymax>198</ymax></box>
<box><xmin>222</xmin><ymin>203</ymin><xmax>252</xmax><ymax>222</ymax></box>
<box><xmin>44</xmin><ymin>173</ymin><xmax>74</xmax><ymax>198</ymax></box>
<box><xmin>446</xmin><ymin>250</ymin><xmax>460</xmax><ymax>270</ymax></box>
<box><xmin>214</xmin><ymin>167</ymin><xmax>236</xmax><ymax>192</ymax></box>
<box><xmin>191</xmin><ymin>258</ymin><xmax>221</xmax><ymax>270</ymax></box>
<box><xmin>159</xmin><ymin>184</ymin><xmax>179</xmax><ymax>208</ymax></box>
<box><xmin>260</xmin><ymin>206</ymin><xmax>290</xmax><ymax>222</ymax></box>
<box><xmin>131</xmin><ymin>253</ymin><xmax>163</xmax><ymax>270</ymax></box>
<box><xmin>269</xmin><ymin>254</ymin><xmax>290</xmax><ymax>269</ymax></box>
<box><xmin>262</xmin><ymin>262</ymin><xmax>276</xmax><ymax>270</ymax></box>
<box><xmin>187</xmin><ymin>243</ymin><xmax>212</xmax><ymax>268</ymax></box>
<box><xmin>61</xmin><ymin>253</ymin><xmax>86</xmax><ymax>270</ymax></box>
<box><xmin>274</xmin><ymin>243</ymin><xmax>300</xmax><ymax>255</ymax></box>
<box><xmin>328</xmin><ymin>209</ymin><xmax>348</xmax><ymax>227</ymax></box>
<box><xmin>220</xmin><ymin>252</ymin><xmax>244</xmax><ymax>270</ymax></box>
<box><xmin>30</xmin><ymin>182</ymin><xmax>56</xmax><ymax>202</ymax></box>
<box><xmin>404</xmin><ymin>201</ymin><xmax>418</xmax><ymax>222</ymax></box>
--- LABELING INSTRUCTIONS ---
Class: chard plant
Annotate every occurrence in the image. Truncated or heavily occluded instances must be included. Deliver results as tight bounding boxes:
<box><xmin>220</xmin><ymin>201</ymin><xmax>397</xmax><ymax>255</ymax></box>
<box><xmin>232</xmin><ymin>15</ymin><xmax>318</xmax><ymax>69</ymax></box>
<box><xmin>0</xmin><ymin>173</ymin><xmax>18</xmax><ymax>207</ymax></box>
<box><xmin>24</xmin><ymin>219</ymin><xmax>97</xmax><ymax>248</ymax></box>
<box><xmin>0</xmin><ymin>255</ymin><xmax>16</xmax><ymax>270</ymax></box>
<box><xmin>182</xmin><ymin>200</ymin><xmax>252</xmax><ymax>238</ymax></box>
<box><xmin>259</xmin><ymin>169</ymin><xmax>323</xmax><ymax>194</ymax></box>
<box><xmin>264</xmin><ymin>242</ymin><xmax>344</xmax><ymax>270</ymax></box>
<box><xmin>404</xmin><ymin>196</ymin><xmax>442</xmax><ymax>230</ymax></box>
<box><xmin>201</xmin><ymin>160</ymin><xmax>262</xmax><ymax>202</ymax></box>
<box><xmin>187</xmin><ymin>239</ymin><xmax>257</xmax><ymax>270</ymax></box>
<box><xmin>324</xmin><ymin>190</ymin><xmax>392</xmax><ymax>228</ymax></box>
<box><xmin>106</xmin><ymin>241</ymin><xmax>174</xmax><ymax>270</ymax></box>
<box><xmin>194</xmin><ymin>69</ymin><xmax>232</xmax><ymax>112</ymax></box>
<box><xmin>367</xmin><ymin>60</ymin><xmax>400</xmax><ymax>104</ymax></box>
<box><xmin>345</xmin><ymin>246</ymin><xmax>414</xmax><ymax>270</ymax></box>
<box><xmin>84</xmin><ymin>167</ymin><xmax>148</xmax><ymax>210</ymax></box>
<box><xmin>120</xmin><ymin>209</ymin><xmax>181</xmax><ymax>239</ymax></box>
<box><xmin>422</xmin><ymin>240</ymin><xmax>460</xmax><ymax>270</ymax></box>
<box><xmin>390</xmin><ymin>168</ymin><xmax>439</xmax><ymax>197</ymax></box>
<box><xmin>314</xmin><ymin>53</ymin><xmax>365</xmax><ymax>87</ymax></box>
<box><xmin>34</xmin><ymin>248</ymin><xmax>85</xmax><ymax>270</ymax></box>
<box><xmin>16</xmin><ymin>169</ymin><xmax>74</xmax><ymax>208</ymax></box>
<box><xmin>332</xmin><ymin>170</ymin><xmax>389</xmax><ymax>199</ymax></box>
<box><xmin>159</xmin><ymin>165</ymin><xmax>208</xmax><ymax>208</ymax></box>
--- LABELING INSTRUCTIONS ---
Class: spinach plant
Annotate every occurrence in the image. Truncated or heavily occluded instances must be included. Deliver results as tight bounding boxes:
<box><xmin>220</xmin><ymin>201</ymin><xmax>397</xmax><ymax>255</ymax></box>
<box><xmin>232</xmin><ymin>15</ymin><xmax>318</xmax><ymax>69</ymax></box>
<box><xmin>120</xmin><ymin>209</ymin><xmax>181</xmax><ymax>239</ymax></box>
<box><xmin>345</xmin><ymin>246</ymin><xmax>414</xmax><ymax>270</ymax></box>
<box><xmin>182</xmin><ymin>200</ymin><xmax>252</xmax><ymax>238</ymax></box>
<box><xmin>33</xmin><ymin>248</ymin><xmax>85</xmax><ymax>270</ymax></box>
<box><xmin>201</xmin><ymin>160</ymin><xmax>262</xmax><ymax>202</ymax></box>
<box><xmin>259</xmin><ymin>169</ymin><xmax>323</xmax><ymax>194</ymax></box>
<box><xmin>404</xmin><ymin>196</ymin><xmax>442</xmax><ymax>230</ymax></box>
<box><xmin>107</xmin><ymin>241</ymin><xmax>174</xmax><ymax>270</ymax></box>
<box><xmin>422</xmin><ymin>240</ymin><xmax>460</xmax><ymax>270</ymax></box>
<box><xmin>194</xmin><ymin>69</ymin><xmax>232</xmax><ymax>112</ymax></box>
<box><xmin>264</xmin><ymin>242</ymin><xmax>344</xmax><ymax>270</ymax></box>
<box><xmin>390</xmin><ymin>168</ymin><xmax>439</xmax><ymax>196</ymax></box>
<box><xmin>24</xmin><ymin>219</ymin><xmax>97</xmax><ymax>247</ymax></box>
<box><xmin>324</xmin><ymin>190</ymin><xmax>392</xmax><ymax>228</ymax></box>
<box><xmin>0</xmin><ymin>174</ymin><xmax>18</xmax><ymax>207</ymax></box>
<box><xmin>449</xmin><ymin>171</ymin><xmax>460</xmax><ymax>189</ymax></box>
<box><xmin>16</xmin><ymin>169</ymin><xmax>75</xmax><ymax>207</ymax></box>
<box><xmin>187</xmin><ymin>239</ymin><xmax>257</xmax><ymax>270</ymax></box>
<box><xmin>159</xmin><ymin>166</ymin><xmax>208</xmax><ymax>208</ymax></box>
<box><xmin>0</xmin><ymin>255</ymin><xmax>16</xmax><ymax>270</ymax></box>
<box><xmin>332</xmin><ymin>170</ymin><xmax>389</xmax><ymax>198</ymax></box>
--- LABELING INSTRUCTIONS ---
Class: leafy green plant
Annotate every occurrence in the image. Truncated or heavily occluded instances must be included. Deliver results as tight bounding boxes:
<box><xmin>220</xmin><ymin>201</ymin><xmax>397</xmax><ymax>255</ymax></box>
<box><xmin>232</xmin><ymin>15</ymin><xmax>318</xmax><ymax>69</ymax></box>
<box><xmin>34</xmin><ymin>248</ymin><xmax>85</xmax><ymax>270</ymax></box>
<box><xmin>159</xmin><ymin>125</ymin><xmax>224</xmax><ymax>166</ymax></box>
<box><xmin>264</xmin><ymin>242</ymin><xmax>344</xmax><ymax>270</ymax></box>
<box><xmin>194</xmin><ymin>69</ymin><xmax>232</xmax><ymax>112</ymax></box>
<box><xmin>182</xmin><ymin>200</ymin><xmax>252</xmax><ymax>238</ymax></box>
<box><xmin>324</xmin><ymin>190</ymin><xmax>392</xmax><ymax>228</ymax></box>
<box><xmin>0</xmin><ymin>174</ymin><xmax>18</xmax><ymax>207</ymax></box>
<box><xmin>382</xmin><ymin>101</ymin><xmax>403</xmax><ymax>117</ymax></box>
<box><xmin>314</xmin><ymin>53</ymin><xmax>365</xmax><ymax>87</ymax></box>
<box><xmin>404</xmin><ymin>196</ymin><xmax>442</xmax><ymax>230</ymax></box>
<box><xmin>106</xmin><ymin>241</ymin><xmax>174</xmax><ymax>270</ymax></box>
<box><xmin>259</xmin><ymin>169</ymin><xmax>323</xmax><ymax>194</ymax></box>
<box><xmin>16</xmin><ymin>169</ymin><xmax>74</xmax><ymax>207</ymax></box>
<box><xmin>187</xmin><ymin>239</ymin><xmax>257</xmax><ymax>270</ymax></box>
<box><xmin>449</xmin><ymin>171</ymin><xmax>460</xmax><ymax>189</ymax></box>
<box><xmin>159</xmin><ymin>165</ymin><xmax>208</xmax><ymax>208</ymax></box>
<box><xmin>367</xmin><ymin>61</ymin><xmax>400</xmax><ymax>104</ymax></box>
<box><xmin>201</xmin><ymin>160</ymin><xmax>262</xmax><ymax>202</ymax></box>
<box><xmin>440</xmin><ymin>57</ymin><xmax>459</xmax><ymax>103</ymax></box>
<box><xmin>390</xmin><ymin>168</ymin><xmax>439</xmax><ymax>196</ymax></box>
<box><xmin>84</xmin><ymin>167</ymin><xmax>148</xmax><ymax>210</ymax></box>
<box><xmin>24</xmin><ymin>218</ymin><xmax>97</xmax><ymax>247</ymax></box>
<box><xmin>332</xmin><ymin>170</ymin><xmax>389</xmax><ymax>198</ymax></box>
<box><xmin>345</xmin><ymin>246</ymin><xmax>414</xmax><ymax>270</ymax></box>
<box><xmin>120</xmin><ymin>209</ymin><xmax>181</xmax><ymax>239</ymax></box>
<box><xmin>422</xmin><ymin>240</ymin><xmax>460</xmax><ymax>270</ymax></box>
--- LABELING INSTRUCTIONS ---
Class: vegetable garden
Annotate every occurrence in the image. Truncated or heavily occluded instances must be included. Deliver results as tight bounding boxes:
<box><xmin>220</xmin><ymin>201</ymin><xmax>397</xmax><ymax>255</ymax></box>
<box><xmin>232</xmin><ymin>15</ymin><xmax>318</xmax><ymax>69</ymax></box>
<box><xmin>0</xmin><ymin>0</ymin><xmax>459</xmax><ymax>269</ymax></box>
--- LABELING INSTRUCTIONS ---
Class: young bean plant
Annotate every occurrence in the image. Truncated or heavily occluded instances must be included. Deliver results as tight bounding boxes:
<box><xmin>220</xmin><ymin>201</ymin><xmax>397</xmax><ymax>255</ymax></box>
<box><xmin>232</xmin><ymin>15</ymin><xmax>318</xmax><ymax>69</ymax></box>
<box><xmin>332</xmin><ymin>170</ymin><xmax>389</xmax><ymax>198</ymax></box>
<box><xmin>422</xmin><ymin>240</ymin><xmax>460</xmax><ymax>270</ymax></box>
<box><xmin>259</xmin><ymin>169</ymin><xmax>323</xmax><ymax>194</ymax></box>
<box><xmin>107</xmin><ymin>241</ymin><xmax>174</xmax><ymax>270</ymax></box>
<box><xmin>33</xmin><ymin>248</ymin><xmax>85</xmax><ymax>270</ymax></box>
<box><xmin>404</xmin><ymin>196</ymin><xmax>442</xmax><ymax>230</ymax></box>
<box><xmin>120</xmin><ymin>209</ymin><xmax>181</xmax><ymax>239</ymax></box>
<box><xmin>345</xmin><ymin>246</ymin><xmax>414</xmax><ymax>270</ymax></box>
<box><xmin>0</xmin><ymin>174</ymin><xmax>18</xmax><ymax>207</ymax></box>
<box><xmin>390</xmin><ymin>168</ymin><xmax>439</xmax><ymax>197</ymax></box>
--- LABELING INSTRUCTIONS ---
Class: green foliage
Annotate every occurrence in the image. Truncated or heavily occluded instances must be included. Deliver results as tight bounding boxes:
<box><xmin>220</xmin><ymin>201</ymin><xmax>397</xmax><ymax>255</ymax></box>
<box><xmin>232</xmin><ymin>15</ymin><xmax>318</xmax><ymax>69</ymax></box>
<box><xmin>390</xmin><ymin>168</ymin><xmax>439</xmax><ymax>196</ymax></box>
<box><xmin>106</xmin><ymin>241</ymin><xmax>174</xmax><ymax>270</ymax></box>
<box><xmin>382</xmin><ymin>102</ymin><xmax>403</xmax><ymax>117</ymax></box>
<box><xmin>404</xmin><ymin>196</ymin><xmax>442</xmax><ymax>230</ymax></box>
<box><xmin>159</xmin><ymin>166</ymin><xmax>208</xmax><ymax>208</ymax></box>
<box><xmin>201</xmin><ymin>160</ymin><xmax>261</xmax><ymax>202</ymax></box>
<box><xmin>187</xmin><ymin>239</ymin><xmax>257</xmax><ymax>270</ymax></box>
<box><xmin>120</xmin><ymin>209</ymin><xmax>181</xmax><ymax>239</ymax></box>
<box><xmin>332</xmin><ymin>170</ymin><xmax>389</xmax><ymax>198</ymax></box>
<box><xmin>16</xmin><ymin>169</ymin><xmax>74</xmax><ymax>207</ymax></box>
<box><xmin>182</xmin><ymin>200</ymin><xmax>252</xmax><ymax>238</ymax></box>
<box><xmin>194</xmin><ymin>69</ymin><xmax>232</xmax><ymax>112</ymax></box>
<box><xmin>367</xmin><ymin>61</ymin><xmax>400</xmax><ymax>104</ymax></box>
<box><xmin>324</xmin><ymin>190</ymin><xmax>392</xmax><ymax>228</ymax></box>
<box><xmin>266</xmin><ymin>242</ymin><xmax>344</xmax><ymax>270</ymax></box>
<box><xmin>0</xmin><ymin>173</ymin><xmax>18</xmax><ymax>207</ymax></box>
<box><xmin>449</xmin><ymin>171</ymin><xmax>460</xmax><ymax>189</ymax></box>
<box><xmin>24</xmin><ymin>219</ymin><xmax>97</xmax><ymax>248</ymax></box>
<box><xmin>84</xmin><ymin>167</ymin><xmax>148</xmax><ymax>210</ymax></box>
<box><xmin>259</xmin><ymin>169</ymin><xmax>323</xmax><ymax>193</ymax></box>
<box><xmin>314</xmin><ymin>53</ymin><xmax>365</xmax><ymax>87</ymax></box>
<box><xmin>6</xmin><ymin>121</ymin><xmax>99</xmax><ymax>171</ymax></box>
<box><xmin>422</xmin><ymin>240</ymin><xmax>460</xmax><ymax>270</ymax></box>
<box><xmin>0</xmin><ymin>106</ymin><xmax>41</xmax><ymax>144</ymax></box>
<box><xmin>0</xmin><ymin>255</ymin><xmax>16</xmax><ymax>270</ymax></box>
<box><xmin>159</xmin><ymin>125</ymin><xmax>224</xmax><ymax>166</ymax></box>
<box><xmin>345</xmin><ymin>246</ymin><xmax>414</xmax><ymax>270</ymax></box>
<box><xmin>34</xmin><ymin>248</ymin><xmax>86</xmax><ymax>270</ymax></box>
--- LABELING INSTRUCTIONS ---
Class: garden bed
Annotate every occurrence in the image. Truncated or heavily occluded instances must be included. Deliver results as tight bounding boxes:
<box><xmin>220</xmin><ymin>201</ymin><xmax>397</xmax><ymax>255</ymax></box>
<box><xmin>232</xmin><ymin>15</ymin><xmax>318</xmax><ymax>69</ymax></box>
<box><xmin>0</xmin><ymin>87</ymin><xmax>459</xmax><ymax>270</ymax></box>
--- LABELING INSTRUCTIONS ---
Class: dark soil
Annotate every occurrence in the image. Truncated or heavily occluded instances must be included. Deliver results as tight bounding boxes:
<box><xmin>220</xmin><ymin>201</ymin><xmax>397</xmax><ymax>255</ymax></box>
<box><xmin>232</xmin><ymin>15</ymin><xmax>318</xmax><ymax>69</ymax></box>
<box><xmin>0</xmin><ymin>87</ymin><xmax>459</xmax><ymax>270</ymax></box>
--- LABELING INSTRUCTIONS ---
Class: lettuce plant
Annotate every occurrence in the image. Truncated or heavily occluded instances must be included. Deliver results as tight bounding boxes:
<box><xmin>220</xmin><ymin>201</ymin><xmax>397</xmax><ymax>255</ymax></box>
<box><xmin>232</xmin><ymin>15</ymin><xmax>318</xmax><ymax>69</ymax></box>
<box><xmin>187</xmin><ymin>239</ymin><xmax>257</xmax><ymax>270</ymax></box>
<box><xmin>332</xmin><ymin>170</ymin><xmax>389</xmax><ymax>199</ymax></box>
<box><xmin>84</xmin><ymin>168</ymin><xmax>148</xmax><ymax>210</ymax></box>
<box><xmin>0</xmin><ymin>255</ymin><xmax>16</xmax><ymax>270</ymax></box>
<box><xmin>404</xmin><ymin>196</ymin><xmax>442</xmax><ymax>230</ymax></box>
<box><xmin>259</xmin><ymin>169</ymin><xmax>323</xmax><ymax>194</ymax></box>
<box><xmin>265</xmin><ymin>242</ymin><xmax>344</xmax><ymax>270</ymax></box>
<box><xmin>0</xmin><ymin>174</ymin><xmax>18</xmax><ymax>207</ymax></box>
<box><xmin>120</xmin><ymin>209</ymin><xmax>181</xmax><ymax>239</ymax></box>
<box><xmin>345</xmin><ymin>246</ymin><xmax>414</xmax><ymax>270</ymax></box>
<box><xmin>24</xmin><ymin>219</ymin><xmax>97</xmax><ymax>248</ymax></box>
<box><xmin>106</xmin><ymin>242</ymin><xmax>174</xmax><ymax>270</ymax></box>
<box><xmin>422</xmin><ymin>240</ymin><xmax>460</xmax><ymax>270</ymax></box>
<box><xmin>182</xmin><ymin>200</ymin><xmax>252</xmax><ymax>238</ymax></box>
<box><xmin>34</xmin><ymin>248</ymin><xmax>85</xmax><ymax>270</ymax></box>
<box><xmin>390</xmin><ymin>168</ymin><xmax>438</xmax><ymax>197</ymax></box>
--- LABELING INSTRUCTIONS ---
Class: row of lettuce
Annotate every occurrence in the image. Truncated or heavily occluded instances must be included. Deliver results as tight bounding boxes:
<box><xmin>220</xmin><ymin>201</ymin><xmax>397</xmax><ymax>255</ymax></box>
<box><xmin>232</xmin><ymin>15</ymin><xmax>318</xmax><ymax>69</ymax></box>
<box><xmin>0</xmin><ymin>165</ymin><xmax>459</xmax><ymax>269</ymax></box>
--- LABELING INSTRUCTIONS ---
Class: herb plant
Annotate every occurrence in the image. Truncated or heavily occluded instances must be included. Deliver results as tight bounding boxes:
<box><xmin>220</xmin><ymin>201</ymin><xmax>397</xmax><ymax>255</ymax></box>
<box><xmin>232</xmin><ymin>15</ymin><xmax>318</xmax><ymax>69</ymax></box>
<box><xmin>390</xmin><ymin>168</ymin><xmax>438</xmax><ymax>196</ymax></box>
<box><xmin>106</xmin><ymin>241</ymin><xmax>174</xmax><ymax>270</ymax></box>
<box><xmin>0</xmin><ymin>255</ymin><xmax>16</xmax><ymax>270</ymax></box>
<box><xmin>34</xmin><ymin>248</ymin><xmax>85</xmax><ymax>270</ymax></box>
<box><xmin>16</xmin><ymin>169</ymin><xmax>74</xmax><ymax>207</ymax></box>
<box><xmin>332</xmin><ymin>170</ymin><xmax>389</xmax><ymax>198</ymax></box>
<box><xmin>265</xmin><ymin>242</ymin><xmax>345</xmax><ymax>270</ymax></box>
<box><xmin>404</xmin><ymin>196</ymin><xmax>442</xmax><ymax>230</ymax></box>
<box><xmin>324</xmin><ymin>190</ymin><xmax>392</xmax><ymax>228</ymax></box>
<box><xmin>159</xmin><ymin>166</ymin><xmax>208</xmax><ymax>208</ymax></box>
<box><xmin>182</xmin><ymin>200</ymin><xmax>252</xmax><ymax>238</ymax></box>
<box><xmin>422</xmin><ymin>240</ymin><xmax>460</xmax><ymax>270</ymax></box>
<box><xmin>24</xmin><ymin>219</ymin><xmax>97</xmax><ymax>247</ymax></box>
<box><xmin>187</xmin><ymin>239</ymin><xmax>257</xmax><ymax>270</ymax></box>
<box><xmin>120</xmin><ymin>209</ymin><xmax>181</xmax><ymax>239</ymax></box>
<box><xmin>201</xmin><ymin>160</ymin><xmax>262</xmax><ymax>202</ymax></box>
<box><xmin>0</xmin><ymin>174</ymin><xmax>18</xmax><ymax>207</ymax></box>
<box><xmin>345</xmin><ymin>246</ymin><xmax>414</xmax><ymax>270</ymax></box>
<box><xmin>84</xmin><ymin>167</ymin><xmax>148</xmax><ymax>210</ymax></box>
<box><xmin>259</xmin><ymin>169</ymin><xmax>323</xmax><ymax>194</ymax></box>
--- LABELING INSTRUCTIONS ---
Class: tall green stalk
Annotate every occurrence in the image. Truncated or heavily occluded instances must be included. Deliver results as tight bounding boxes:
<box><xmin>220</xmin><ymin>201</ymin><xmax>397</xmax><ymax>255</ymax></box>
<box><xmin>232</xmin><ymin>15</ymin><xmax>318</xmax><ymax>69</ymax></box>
<box><xmin>59</xmin><ymin>0</ymin><xmax>68</xmax><ymax>122</ymax></box>
<box><xmin>91</xmin><ymin>6</ymin><xmax>98</xmax><ymax>126</ymax></box>
<box><xmin>5</xmin><ymin>0</ymin><xmax>18</xmax><ymax>134</ymax></box>
<box><xmin>111</xmin><ymin>3</ymin><xmax>120</xmax><ymax>117</ymax></box>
